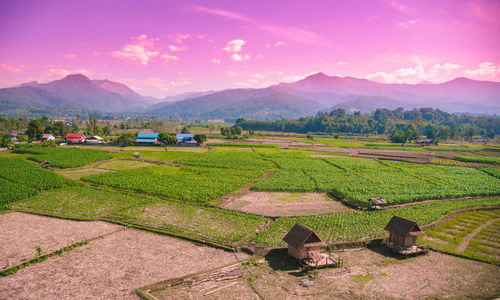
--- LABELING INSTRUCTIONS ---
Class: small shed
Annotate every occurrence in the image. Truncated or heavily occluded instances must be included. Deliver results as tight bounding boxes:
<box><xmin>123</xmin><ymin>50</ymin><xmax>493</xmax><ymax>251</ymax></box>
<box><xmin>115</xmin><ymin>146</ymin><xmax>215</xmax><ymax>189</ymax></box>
<box><xmin>176</xmin><ymin>133</ymin><xmax>196</xmax><ymax>145</ymax></box>
<box><xmin>86</xmin><ymin>135</ymin><xmax>104</xmax><ymax>144</ymax></box>
<box><xmin>370</xmin><ymin>197</ymin><xmax>387</xmax><ymax>210</ymax></box>
<box><xmin>42</xmin><ymin>134</ymin><xmax>55</xmax><ymax>141</ymax></box>
<box><xmin>384</xmin><ymin>216</ymin><xmax>424</xmax><ymax>248</ymax></box>
<box><xmin>283</xmin><ymin>223</ymin><xmax>326</xmax><ymax>261</ymax></box>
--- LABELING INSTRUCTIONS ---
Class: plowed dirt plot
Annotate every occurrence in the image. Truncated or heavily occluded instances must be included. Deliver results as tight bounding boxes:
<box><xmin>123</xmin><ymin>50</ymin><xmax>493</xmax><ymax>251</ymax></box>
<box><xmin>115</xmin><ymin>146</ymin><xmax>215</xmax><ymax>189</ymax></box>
<box><xmin>0</xmin><ymin>214</ymin><xmax>247</xmax><ymax>299</ymax></box>
<box><xmin>0</xmin><ymin>212</ymin><xmax>121</xmax><ymax>268</ymax></box>
<box><xmin>222</xmin><ymin>192</ymin><xmax>353</xmax><ymax>216</ymax></box>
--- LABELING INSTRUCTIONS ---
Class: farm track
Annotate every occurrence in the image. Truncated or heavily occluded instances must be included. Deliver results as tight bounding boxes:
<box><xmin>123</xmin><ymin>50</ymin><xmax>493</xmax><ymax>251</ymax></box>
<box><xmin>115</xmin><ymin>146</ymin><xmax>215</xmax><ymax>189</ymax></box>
<box><xmin>456</xmin><ymin>218</ymin><xmax>499</xmax><ymax>253</ymax></box>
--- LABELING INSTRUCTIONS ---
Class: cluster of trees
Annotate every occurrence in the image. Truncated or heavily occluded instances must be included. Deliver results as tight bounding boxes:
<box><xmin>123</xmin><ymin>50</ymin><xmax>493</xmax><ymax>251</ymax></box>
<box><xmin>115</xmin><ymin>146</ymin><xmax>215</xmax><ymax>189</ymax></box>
<box><xmin>236</xmin><ymin>108</ymin><xmax>499</xmax><ymax>141</ymax></box>
<box><xmin>220</xmin><ymin>125</ymin><xmax>242</xmax><ymax>138</ymax></box>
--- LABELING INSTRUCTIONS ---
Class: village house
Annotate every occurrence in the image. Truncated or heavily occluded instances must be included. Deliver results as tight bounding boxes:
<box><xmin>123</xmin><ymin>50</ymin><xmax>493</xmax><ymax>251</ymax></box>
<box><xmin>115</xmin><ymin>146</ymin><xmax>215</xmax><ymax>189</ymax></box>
<box><xmin>66</xmin><ymin>133</ymin><xmax>85</xmax><ymax>144</ymax></box>
<box><xmin>42</xmin><ymin>134</ymin><xmax>55</xmax><ymax>141</ymax></box>
<box><xmin>135</xmin><ymin>133</ymin><xmax>159</xmax><ymax>145</ymax></box>
<box><xmin>86</xmin><ymin>135</ymin><xmax>104</xmax><ymax>144</ymax></box>
<box><xmin>176</xmin><ymin>133</ymin><xmax>197</xmax><ymax>145</ymax></box>
<box><xmin>384</xmin><ymin>215</ymin><xmax>428</xmax><ymax>255</ymax></box>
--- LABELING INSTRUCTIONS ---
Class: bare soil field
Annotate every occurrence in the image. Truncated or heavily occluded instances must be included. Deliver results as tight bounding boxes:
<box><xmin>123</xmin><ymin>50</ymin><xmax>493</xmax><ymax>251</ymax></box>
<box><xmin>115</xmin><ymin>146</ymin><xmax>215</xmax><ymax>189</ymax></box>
<box><xmin>0</xmin><ymin>212</ymin><xmax>122</xmax><ymax>269</ymax></box>
<box><xmin>0</xmin><ymin>214</ymin><xmax>247</xmax><ymax>299</ymax></box>
<box><xmin>150</xmin><ymin>248</ymin><xmax>500</xmax><ymax>299</ymax></box>
<box><xmin>56</xmin><ymin>167</ymin><xmax>111</xmax><ymax>180</ymax></box>
<box><xmin>221</xmin><ymin>191</ymin><xmax>353</xmax><ymax>216</ymax></box>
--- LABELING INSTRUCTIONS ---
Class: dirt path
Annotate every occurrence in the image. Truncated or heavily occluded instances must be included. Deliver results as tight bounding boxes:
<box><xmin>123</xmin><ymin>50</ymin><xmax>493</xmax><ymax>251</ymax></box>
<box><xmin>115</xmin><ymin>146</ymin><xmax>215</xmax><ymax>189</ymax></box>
<box><xmin>456</xmin><ymin>218</ymin><xmax>499</xmax><ymax>253</ymax></box>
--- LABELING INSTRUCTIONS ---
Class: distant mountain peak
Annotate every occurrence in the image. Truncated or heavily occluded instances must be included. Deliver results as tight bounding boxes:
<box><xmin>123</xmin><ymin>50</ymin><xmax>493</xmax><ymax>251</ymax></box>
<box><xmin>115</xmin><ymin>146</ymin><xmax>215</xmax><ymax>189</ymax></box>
<box><xmin>60</xmin><ymin>73</ymin><xmax>91</xmax><ymax>83</ymax></box>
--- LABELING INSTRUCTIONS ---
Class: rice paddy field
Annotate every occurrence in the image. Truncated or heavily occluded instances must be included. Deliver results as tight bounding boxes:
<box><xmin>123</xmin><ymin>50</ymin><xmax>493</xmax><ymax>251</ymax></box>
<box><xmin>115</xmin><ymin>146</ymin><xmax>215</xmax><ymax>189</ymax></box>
<box><xmin>421</xmin><ymin>209</ymin><xmax>500</xmax><ymax>265</ymax></box>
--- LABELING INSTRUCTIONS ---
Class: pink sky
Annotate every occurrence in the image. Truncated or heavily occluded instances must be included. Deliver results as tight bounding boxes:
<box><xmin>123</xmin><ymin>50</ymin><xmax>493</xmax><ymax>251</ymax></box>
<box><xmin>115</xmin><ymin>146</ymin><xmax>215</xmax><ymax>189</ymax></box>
<box><xmin>0</xmin><ymin>0</ymin><xmax>499</xmax><ymax>98</ymax></box>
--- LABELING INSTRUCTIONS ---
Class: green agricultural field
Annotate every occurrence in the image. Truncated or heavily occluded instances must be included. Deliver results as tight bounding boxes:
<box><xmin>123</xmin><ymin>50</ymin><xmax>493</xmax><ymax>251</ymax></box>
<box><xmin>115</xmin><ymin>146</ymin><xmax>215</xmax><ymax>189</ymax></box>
<box><xmin>82</xmin><ymin>165</ymin><xmax>265</xmax><ymax>203</ymax></box>
<box><xmin>13</xmin><ymin>185</ymin><xmax>266</xmax><ymax>245</ymax></box>
<box><xmin>421</xmin><ymin>209</ymin><xmax>500</xmax><ymax>265</ymax></box>
<box><xmin>480</xmin><ymin>168</ymin><xmax>500</xmax><ymax>178</ymax></box>
<box><xmin>13</xmin><ymin>147</ymin><xmax>113</xmax><ymax>168</ymax></box>
<box><xmin>454</xmin><ymin>155</ymin><xmax>500</xmax><ymax>165</ymax></box>
<box><xmin>177</xmin><ymin>151</ymin><xmax>277</xmax><ymax>171</ymax></box>
<box><xmin>431</xmin><ymin>158</ymin><xmax>478</xmax><ymax>167</ymax></box>
<box><xmin>0</xmin><ymin>157</ymin><xmax>72</xmax><ymax>209</ymax></box>
<box><xmin>121</xmin><ymin>150</ymin><xmax>196</xmax><ymax>161</ymax></box>
<box><xmin>252</xmin><ymin>198</ymin><xmax>500</xmax><ymax>247</ymax></box>
<box><xmin>96</xmin><ymin>159</ymin><xmax>154</xmax><ymax>170</ymax></box>
<box><xmin>206</xmin><ymin>142</ymin><xmax>278</xmax><ymax>148</ymax></box>
<box><xmin>253</xmin><ymin>154</ymin><xmax>500</xmax><ymax>206</ymax></box>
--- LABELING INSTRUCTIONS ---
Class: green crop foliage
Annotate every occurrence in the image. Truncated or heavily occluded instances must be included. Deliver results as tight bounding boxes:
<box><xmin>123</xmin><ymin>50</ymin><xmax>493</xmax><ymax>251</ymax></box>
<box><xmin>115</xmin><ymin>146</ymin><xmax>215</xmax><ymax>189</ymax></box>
<box><xmin>14</xmin><ymin>147</ymin><xmax>113</xmax><ymax>168</ymax></box>
<box><xmin>206</xmin><ymin>142</ymin><xmax>278</xmax><ymax>148</ymax></box>
<box><xmin>0</xmin><ymin>157</ymin><xmax>72</xmax><ymax>209</ymax></box>
<box><xmin>454</xmin><ymin>155</ymin><xmax>500</xmax><ymax>165</ymax></box>
<box><xmin>480</xmin><ymin>168</ymin><xmax>500</xmax><ymax>179</ymax></box>
<box><xmin>14</xmin><ymin>185</ymin><xmax>266</xmax><ymax>244</ymax></box>
<box><xmin>121</xmin><ymin>150</ymin><xmax>196</xmax><ymax>161</ymax></box>
<box><xmin>82</xmin><ymin>165</ymin><xmax>264</xmax><ymax>203</ymax></box>
<box><xmin>252</xmin><ymin>198</ymin><xmax>500</xmax><ymax>247</ymax></box>
<box><xmin>177</xmin><ymin>151</ymin><xmax>277</xmax><ymax>171</ymax></box>
<box><xmin>253</xmin><ymin>154</ymin><xmax>500</xmax><ymax>206</ymax></box>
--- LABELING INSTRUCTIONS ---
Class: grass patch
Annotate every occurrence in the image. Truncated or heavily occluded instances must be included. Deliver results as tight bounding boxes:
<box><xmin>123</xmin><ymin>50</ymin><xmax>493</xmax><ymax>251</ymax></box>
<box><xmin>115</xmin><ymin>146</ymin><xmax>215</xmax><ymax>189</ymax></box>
<box><xmin>13</xmin><ymin>147</ymin><xmax>113</xmax><ymax>168</ymax></box>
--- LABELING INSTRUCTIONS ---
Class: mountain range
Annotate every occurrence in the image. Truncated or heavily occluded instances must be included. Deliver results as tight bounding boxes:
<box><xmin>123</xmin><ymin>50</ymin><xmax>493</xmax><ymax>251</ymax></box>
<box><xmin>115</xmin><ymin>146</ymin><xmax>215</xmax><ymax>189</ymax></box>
<box><xmin>1</xmin><ymin>73</ymin><xmax>499</xmax><ymax>119</ymax></box>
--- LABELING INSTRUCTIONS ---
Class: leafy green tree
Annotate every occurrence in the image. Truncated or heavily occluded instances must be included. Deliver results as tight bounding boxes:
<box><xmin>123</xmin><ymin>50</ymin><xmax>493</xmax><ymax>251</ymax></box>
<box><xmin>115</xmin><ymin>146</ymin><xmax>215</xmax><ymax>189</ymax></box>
<box><xmin>158</xmin><ymin>132</ymin><xmax>176</xmax><ymax>145</ymax></box>
<box><xmin>437</xmin><ymin>126</ymin><xmax>450</xmax><ymax>141</ymax></box>
<box><xmin>181</xmin><ymin>126</ymin><xmax>190</xmax><ymax>134</ymax></box>
<box><xmin>405</xmin><ymin>124</ymin><xmax>418</xmax><ymax>142</ymax></box>
<box><xmin>117</xmin><ymin>132</ymin><xmax>137</xmax><ymax>145</ymax></box>
<box><xmin>0</xmin><ymin>133</ymin><xmax>13</xmax><ymax>148</ymax></box>
<box><xmin>194</xmin><ymin>134</ymin><xmax>207</xmax><ymax>144</ymax></box>
<box><xmin>88</xmin><ymin>114</ymin><xmax>100</xmax><ymax>135</ymax></box>
<box><xmin>230</xmin><ymin>125</ymin><xmax>242</xmax><ymax>135</ymax></box>
<box><xmin>389</xmin><ymin>130</ymin><xmax>407</xmax><ymax>143</ymax></box>
<box><xmin>425</xmin><ymin>123</ymin><xmax>436</xmax><ymax>139</ymax></box>
<box><xmin>26</xmin><ymin>119</ymin><xmax>43</xmax><ymax>141</ymax></box>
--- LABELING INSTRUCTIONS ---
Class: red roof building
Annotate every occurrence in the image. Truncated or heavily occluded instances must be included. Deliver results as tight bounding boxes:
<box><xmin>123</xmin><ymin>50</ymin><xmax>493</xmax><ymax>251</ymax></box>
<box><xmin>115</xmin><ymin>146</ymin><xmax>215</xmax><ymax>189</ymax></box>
<box><xmin>66</xmin><ymin>133</ymin><xmax>85</xmax><ymax>144</ymax></box>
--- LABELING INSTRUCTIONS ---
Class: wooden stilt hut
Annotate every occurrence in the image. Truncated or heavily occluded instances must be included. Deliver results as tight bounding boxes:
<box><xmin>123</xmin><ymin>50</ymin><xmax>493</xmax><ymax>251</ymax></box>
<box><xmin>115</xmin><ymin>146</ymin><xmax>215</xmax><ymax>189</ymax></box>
<box><xmin>384</xmin><ymin>216</ymin><xmax>428</xmax><ymax>255</ymax></box>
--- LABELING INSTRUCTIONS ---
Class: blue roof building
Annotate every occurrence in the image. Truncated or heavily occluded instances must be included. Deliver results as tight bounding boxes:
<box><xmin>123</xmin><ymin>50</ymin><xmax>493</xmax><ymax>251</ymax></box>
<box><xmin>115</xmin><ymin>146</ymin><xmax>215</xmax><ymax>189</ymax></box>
<box><xmin>136</xmin><ymin>133</ymin><xmax>159</xmax><ymax>144</ymax></box>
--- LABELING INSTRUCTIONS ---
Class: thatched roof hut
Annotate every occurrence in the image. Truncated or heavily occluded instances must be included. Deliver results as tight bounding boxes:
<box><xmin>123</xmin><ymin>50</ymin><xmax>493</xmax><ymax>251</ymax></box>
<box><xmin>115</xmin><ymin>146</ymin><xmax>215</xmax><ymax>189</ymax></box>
<box><xmin>384</xmin><ymin>216</ymin><xmax>424</xmax><ymax>248</ymax></box>
<box><xmin>283</xmin><ymin>223</ymin><xmax>326</xmax><ymax>261</ymax></box>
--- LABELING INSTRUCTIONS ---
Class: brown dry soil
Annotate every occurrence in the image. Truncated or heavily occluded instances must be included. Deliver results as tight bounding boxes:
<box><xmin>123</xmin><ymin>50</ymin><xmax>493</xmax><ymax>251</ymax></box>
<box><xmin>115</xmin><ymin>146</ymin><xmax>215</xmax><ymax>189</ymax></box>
<box><xmin>0</xmin><ymin>213</ymin><xmax>247</xmax><ymax>299</ymax></box>
<box><xmin>152</xmin><ymin>248</ymin><xmax>500</xmax><ymax>300</ymax></box>
<box><xmin>221</xmin><ymin>191</ymin><xmax>353</xmax><ymax>216</ymax></box>
<box><xmin>0</xmin><ymin>212</ymin><xmax>121</xmax><ymax>268</ymax></box>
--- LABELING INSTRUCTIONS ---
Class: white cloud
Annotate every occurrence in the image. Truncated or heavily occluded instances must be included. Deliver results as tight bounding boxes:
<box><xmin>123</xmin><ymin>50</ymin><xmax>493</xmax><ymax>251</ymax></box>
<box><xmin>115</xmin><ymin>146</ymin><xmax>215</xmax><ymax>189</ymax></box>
<box><xmin>230</xmin><ymin>54</ymin><xmax>250</xmax><ymax>61</ymax></box>
<box><xmin>211</xmin><ymin>58</ymin><xmax>221</xmax><ymax>64</ymax></box>
<box><xmin>112</xmin><ymin>34</ymin><xmax>160</xmax><ymax>65</ymax></box>
<box><xmin>337</xmin><ymin>61</ymin><xmax>348</xmax><ymax>65</ymax></box>
<box><xmin>366</xmin><ymin>62</ymin><xmax>464</xmax><ymax>84</ymax></box>
<box><xmin>274</xmin><ymin>41</ymin><xmax>285</xmax><ymax>47</ymax></box>
<box><xmin>226</xmin><ymin>71</ymin><xmax>238</xmax><ymax>77</ymax></box>
<box><xmin>282</xmin><ymin>71</ymin><xmax>319</xmax><ymax>83</ymax></box>
<box><xmin>175</xmin><ymin>34</ymin><xmax>191</xmax><ymax>44</ymax></box>
<box><xmin>42</xmin><ymin>68</ymin><xmax>93</xmax><ymax>81</ymax></box>
<box><xmin>252</xmin><ymin>73</ymin><xmax>265</xmax><ymax>79</ymax></box>
<box><xmin>223</xmin><ymin>39</ymin><xmax>246</xmax><ymax>52</ymax></box>
<box><xmin>168</xmin><ymin>45</ymin><xmax>187</xmax><ymax>52</ymax></box>
<box><xmin>465</xmin><ymin>62</ymin><xmax>499</xmax><ymax>78</ymax></box>
<box><xmin>0</xmin><ymin>63</ymin><xmax>24</xmax><ymax>73</ymax></box>
<box><xmin>398</xmin><ymin>19</ymin><xmax>417</xmax><ymax>29</ymax></box>
<box><xmin>160</xmin><ymin>54</ymin><xmax>179</xmax><ymax>63</ymax></box>
<box><xmin>236</xmin><ymin>81</ymin><xmax>252</xmax><ymax>87</ymax></box>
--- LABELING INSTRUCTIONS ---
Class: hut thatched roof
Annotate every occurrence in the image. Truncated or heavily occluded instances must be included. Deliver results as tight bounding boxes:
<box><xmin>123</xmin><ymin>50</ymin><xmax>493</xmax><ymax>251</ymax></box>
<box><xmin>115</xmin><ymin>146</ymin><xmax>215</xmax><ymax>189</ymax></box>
<box><xmin>283</xmin><ymin>223</ymin><xmax>326</xmax><ymax>249</ymax></box>
<box><xmin>384</xmin><ymin>216</ymin><xmax>424</xmax><ymax>236</ymax></box>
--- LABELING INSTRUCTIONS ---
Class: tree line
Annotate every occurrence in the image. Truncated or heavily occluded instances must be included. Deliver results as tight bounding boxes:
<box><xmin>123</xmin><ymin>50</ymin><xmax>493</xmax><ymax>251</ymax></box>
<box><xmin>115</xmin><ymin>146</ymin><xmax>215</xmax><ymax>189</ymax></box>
<box><xmin>236</xmin><ymin>108</ymin><xmax>499</xmax><ymax>141</ymax></box>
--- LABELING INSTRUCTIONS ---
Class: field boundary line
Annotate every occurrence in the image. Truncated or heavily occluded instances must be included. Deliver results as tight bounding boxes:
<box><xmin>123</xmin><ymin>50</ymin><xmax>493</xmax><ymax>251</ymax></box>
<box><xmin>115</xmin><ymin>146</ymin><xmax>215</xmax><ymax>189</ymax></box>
<box><xmin>456</xmin><ymin>217</ymin><xmax>499</xmax><ymax>253</ymax></box>
<box><xmin>0</xmin><ymin>227</ymin><xmax>125</xmax><ymax>277</ymax></box>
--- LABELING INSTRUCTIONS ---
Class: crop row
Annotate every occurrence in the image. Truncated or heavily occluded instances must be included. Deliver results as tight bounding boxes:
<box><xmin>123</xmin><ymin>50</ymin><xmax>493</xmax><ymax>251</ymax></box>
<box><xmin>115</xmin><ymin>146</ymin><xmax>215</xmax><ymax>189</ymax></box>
<box><xmin>14</xmin><ymin>147</ymin><xmax>113</xmax><ymax>168</ymax></box>
<box><xmin>454</xmin><ymin>155</ymin><xmax>500</xmax><ymax>165</ymax></box>
<box><xmin>205</xmin><ymin>142</ymin><xmax>278</xmax><ymax>148</ymax></box>
<box><xmin>82</xmin><ymin>165</ymin><xmax>265</xmax><ymax>203</ymax></box>
<box><xmin>480</xmin><ymin>168</ymin><xmax>500</xmax><ymax>178</ymax></box>
<box><xmin>13</xmin><ymin>185</ymin><xmax>266</xmax><ymax>244</ymax></box>
<box><xmin>431</xmin><ymin>158</ymin><xmax>475</xmax><ymax>167</ymax></box>
<box><xmin>0</xmin><ymin>157</ymin><xmax>72</xmax><ymax>208</ymax></box>
<box><xmin>252</xmin><ymin>154</ymin><xmax>500</xmax><ymax>206</ymax></box>
<box><xmin>252</xmin><ymin>197</ymin><xmax>500</xmax><ymax>247</ymax></box>
<box><xmin>177</xmin><ymin>151</ymin><xmax>277</xmax><ymax>171</ymax></box>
